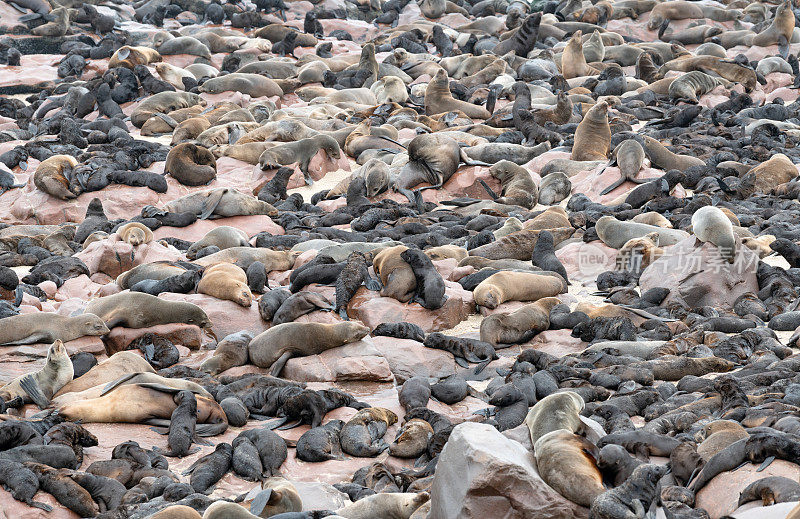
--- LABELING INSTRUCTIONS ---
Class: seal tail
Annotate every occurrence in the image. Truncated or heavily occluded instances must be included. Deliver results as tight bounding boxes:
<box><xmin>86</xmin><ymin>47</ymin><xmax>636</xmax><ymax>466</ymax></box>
<box><xmin>600</xmin><ymin>175</ymin><xmax>625</xmax><ymax>195</ymax></box>
<box><xmin>657</xmin><ymin>18</ymin><xmax>670</xmax><ymax>41</ymax></box>
<box><xmin>29</xmin><ymin>501</ymin><xmax>53</xmax><ymax>512</ymax></box>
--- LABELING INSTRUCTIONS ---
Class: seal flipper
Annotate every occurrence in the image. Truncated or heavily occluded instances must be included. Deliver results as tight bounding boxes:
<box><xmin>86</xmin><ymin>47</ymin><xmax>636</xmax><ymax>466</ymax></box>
<box><xmin>600</xmin><ymin>174</ymin><xmax>625</xmax><ymax>196</ymax></box>
<box><xmin>199</xmin><ymin>189</ymin><xmax>227</xmax><ymax>220</ymax></box>
<box><xmin>338</xmin><ymin>308</ymin><xmax>349</xmax><ymax>320</ymax></box>
<box><xmin>29</xmin><ymin>501</ymin><xmax>53</xmax><ymax>512</ymax></box>
<box><xmin>19</xmin><ymin>374</ymin><xmax>50</xmax><ymax>409</ymax></box>
<box><xmin>477</xmin><ymin>179</ymin><xmax>499</xmax><ymax>200</ymax></box>
<box><xmin>101</xmin><ymin>372</ymin><xmax>143</xmax><ymax>395</ymax></box>
<box><xmin>264</xmin><ymin>417</ymin><xmax>288</xmax><ymax>429</ymax></box>
<box><xmin>194</xmin><ymin>422</ymin><xmax>228</xmax><ymax>436</ymax></box>
<box><xmin>454</xmin><ymin>356</ymin><xmax>470</xmax><ymax>369</ymax></box>
<box><xmin>269</xmin><ymin>351</ymin><xmax>294</xmax><ymax>377</ymax></box>
<box><xmin>474</xmin><ymin>358</ymin><xmax>492</xmax><ymax>374</ymax></box>
<box><xmin>276</xmin><ymin>420</ymin><xmax>302</xmax><ymax>430</ymax></box>
<box><xmin>657</xmin><ymin>18</ymin><xmax>670</xmax><ymax>40</ymax></box>
<box><xmin>365</xmin><ymin>277</ymin><xmax>382</xmax><ymax>291</ymax></box>
<box><xmin>757</xmin><ymin>455</ymin><xmax>775</xmax><ymax>472</ymax></box>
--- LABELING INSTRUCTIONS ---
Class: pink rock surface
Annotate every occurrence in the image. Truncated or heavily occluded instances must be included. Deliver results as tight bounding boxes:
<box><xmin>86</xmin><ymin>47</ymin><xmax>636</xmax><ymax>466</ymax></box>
<box><xmin>104</xmin><ymin>323</ymin><xmax>203</xmax><ymax>354</ymax></box>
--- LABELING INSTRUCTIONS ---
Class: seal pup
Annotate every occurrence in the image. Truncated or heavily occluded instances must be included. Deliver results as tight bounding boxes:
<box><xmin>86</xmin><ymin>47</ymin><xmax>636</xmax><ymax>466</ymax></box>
<box><xmin>534</xmin><ymin>430</ymin><xmax>605</xmax><ymax>507</ymax></box>
<box><xmin>423</xmin><ymin>333</ymin><xmax>497</xmax><ymax>371</ymax></box>
<box><xmin>248</xmin><ymin>322</ymin><xmax>370</xmax><ymax>375</ymax></box>
<box><xmin>197</xmin><ymin>263</ymin><xmax>254</xmax><ymax>307</ymax></box>
<box><xmin>335</xmin><ymin>251</ymin><xmax>380</xmax><ymax>319</ymax></box>
<box><xmin>186</xmin><ymin>227</ymin><xmax>250</xmax><ymax>260</ymax></box>
<box><xmin>590</xmin><ymin>464</ymin><xmax>668</xmax><ymax>518</ymax></box>
<box><xmin>160</xmin><ymin>187</ymin><xmax>278</xmax><ymax>219</ymax></box>
<box><xmin>691</xmin><ymin>206</ymin><xmax>736</xmax><ymax>263</ymax></box>
<box><xmin>200</xmin><ymin>331</ymin><xmax>253</xmax><ymax>375</ymax></box>
<box><xmin>400</xmin><ymin>248</ymin><xmax>446</xmax><ymax>310</ymax></box>
<box><xmin>154</xmin><ymin>391</ymin><xmax>207</xmax><ymax>458</ymax></box>
<box><xmin>531</xmin><ymin>230</ymin><xmax>569</xmax><ymax>284</ymax></box>
<box><xmin>340</xmin><ymin>407</ymin><xmax>398</xmax><ymax>457</ymax></box>
<box><xmin>165</xmin><ymin>143</ymin><xmax>217</xmax><ymax>186</ymax></box>
<box><xmin>116</xmin><ymin>222</ymin><xmax>154</xmax><ymax>247</ymax></box>
<box><xmin>295</xmin><ymin>420</ymin><xmax>345</xmax><ymax>462</ymax></box>
<box><xmin>0</xmin><ymin>340</ymin><xmax>73</xmax><ymax>409</ymax></box>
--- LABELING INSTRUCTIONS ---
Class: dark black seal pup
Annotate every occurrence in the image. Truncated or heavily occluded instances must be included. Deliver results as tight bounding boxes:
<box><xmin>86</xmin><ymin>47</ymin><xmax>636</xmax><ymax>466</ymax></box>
<box><xmin>257</xmin><ymin>166</ymin><xmax>293</xmax><ymax>203</ymax></box>
<box><xmin>597</xmin><ymin>444</ymin><xmax>643</xmax><ymax>487</ymax></box>
<box><xmin>220</xmin><ymin>397</ymin><xmax>249</xmax><ymax>427</ymax></box>
<box><xmin>131</xmin><ymin>270</ymin><xmax>203</xmax><ymax>296</ymax></box>
<box><xmin>70</xmin><ymin>352</ymin><xmax>97</xmax><ymax>378</ymax></box>
<box><xmin>246</xmin><ymin>261</ymin><xmax>268</xmax><ymax>293</ymax></box>
<box><xmin>372</xmin><ymin>322</ymin><xmax>425</xmax><ymax>342</ymax></box>
<box><xmin>431</xmin><ymin>374</ymin><xmax>469</xmax><ymax>404</ymax></box>
<box><xmin>64</xmin><ymin>470</ymin><xmax>127</xmax><ymax>513</ymax></box>
<box><xmin>0</xmin><ymin>459</ymin><xmax>51</xmax><ymax>510</ymax></box>
<box><xmin>129</xmin><ymin>333</ymin><xmax>180</xmax><ymax>369</ymax></box>
<box><xmin>482</xmin><ymin>384</ymin><xmax>528</xmax><ymax>431</ymax></box>
<box><xmin>24</xmin><ymin>462</ymin><xmax>99</xmax><ymax>517</ymax></box>
<box><xmin>398</xmin><ymin>377</ymin><xmax>431</xmax><ymax>412</ymax></box>
<box><xmin>335</xmin><ymin>251</ymin><xmax>380</xmax><ymax>319</ymax></box>
<box><xmin>591</xmin><ymin>464</ymin><xmax>668</xmax><ymax>519</ymax></box>
<box><xmin>296</xmin><ymin>420</ymin><xmax>345</xmax><ymax>462</ymax></box>
<box><xmin>43</xmin><ymin>422</ymin><xmax>98</xmax><ymax>467</ymax></box>
<box><xmin>231</xmin><ymin>436</ymin><xmax>264</xmax><ymax>481</ymax></box>
<box><xmin>532</xmin><ymin>230</ymin><xmax>570</xmax><ymax>284</ymax></box>
<box><xmin>258</xmin><ymin>288</ymin><xmax>291</xmax><ymax>322</ymax></box>
<box><xmin>423</xmin><ymin>332</ymin><xmax>498</xmax><ymax>373</ymax></box>
<box><xmin>290</xmin><ymin>261</ymin><xmax>345</xmax><ymax>293</ymax></box>
<box><xmin>0</xmin><ymin>420</ymin><xmax>42</xmax><ymax>450</ymax></box>
<box><xmin>400</xmin><ymin>248</ymin><xmax>446</xmax><ymax>310</ymax></box>
<box><xmin>183</xmin><ymin>442</ymin><xmax>233</xmax><ymax>493</ymax></box>
<box><xmin>237</xmin><ymin>428</ymin><xmax>287</xmax><ymax>477</ymax></box>
<box><xmin>154</xmin><ymin>390</ymin><xmax>207</xmax><ymax>457</ymax></box>
<box><xmin>770</xmin><ymin>238</ymin><xmax>800</xmax><ymax>267</ymax></box>
<box><xmin>272</xmin><ymin>30</ymin><xmax>299</xmax><ymax>57</ymax></box>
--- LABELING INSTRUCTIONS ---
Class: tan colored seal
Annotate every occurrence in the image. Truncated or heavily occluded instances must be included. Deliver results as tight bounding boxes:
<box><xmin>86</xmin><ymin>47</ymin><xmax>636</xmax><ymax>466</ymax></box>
<box><xmin>480</xmin><ymin>297</ymin><xmax>561</xmax><ymax>346</ymax></box>
<box><xmin>33</xmin><ymin>155</ymin><xmax>79</xmax><ymax>200</ymax></box>
<box><xmin>55</xmin><ymin>351</ymin><xmax>155</xmax><ymax>396</ymax></box>
<box><xmin>0</xmin><ymin>340</ymin><xmax>73</xmax><ymax>407</ymax></box>
<box><xmin>562</xmin><ymin>30</ymin><xmax>599</xmax><ymax>79</ymax></box>
<box><xmin>534</xmin><ymin>429</ymin><xmax>605</xmax><ymax>507</ymax></box>
<box><xmin>425</xmin><ymin>69</ymin><xmax>491</xmax><ymax>119</ymax></box>
<box><xmin>473</xmin><ymin>272</ymin><xmax>566</xmax><ymax>309</ymax></box>
<box><xmin>198</xmin><ymin>263</ymin><xmax>253</xmax><ymax>307</ymax></box>
<box><xmin>691</xmin><ymin>206</ymin><xmax>736</xmax><ymax>263</ymax></box>
<box><xmin>572</xmin><ymin>100</ymin><xmax>611</xmax><ymax>161</ymax></box>
<box><xmin>373</xmin><ymin>245</ymin><xmax>416</xmax><ymax>303</ymax></box>
<box><xmin>0</xmin><ymin>313</ymin><xmax>108</xmax><ymax>346</ymax></box>
<box><xmin>116</xmin><ymin>222</ymin><xmax>153</xmax><ymax>246</ymax></box>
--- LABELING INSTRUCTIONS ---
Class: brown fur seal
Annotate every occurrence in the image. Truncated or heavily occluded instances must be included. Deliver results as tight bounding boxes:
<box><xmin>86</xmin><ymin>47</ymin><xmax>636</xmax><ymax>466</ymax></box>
<box><xmin>31</xmin><ymin>7</ymin><xmax>72</xmax><ymax>37</ymax></box>
<box><xmin>24</xmin><ymin>462</ymin><xmax>99</xmax><ymax>517</ymax></box>
<box><xmin>534</xmin><ymin>429</ymin><xmax>604</xmax><ymax>507</ymax></box>
<box><xmin>199</xmin><ymin>331</ymin><xmax>252</xmax><ymax>375</ymax></box>
<box><xmin>658</xmin><ymin>56</ymin><xmax>756</xmax><ymax>92</ymax></box>
<box><xmin>646</xmin><ymin>1</ymin><xmax>704</xmax><ymax>31</ymax></box>
<box><xmin>116</xmin><ymin>222</ymin><xmax>153</xmax><ymax>246</ymax></box>
<box><xmin>0</xmin><ymin>313</ymin><xmax>108</xmax><ymax>346</ymax></box>
<box><xmin>562</xmin><ymin>30</ymin><xmax>600</xmax><ymax>79</ymax></box>
<box><xmin>340</xmin><ymin>407</ymin><xmax>398</xmax><ymax>457</ymax></box>
<box><xmin>595</xmin><ymin>215</ymin><xmax>689</xmax><ymax>249</ymax></box>
<box><xmin>85</xmin><ymin>292</ymin><xmax>214</xmax><ymax>337</ymax></box>
<box><xmin>526</xmin><ymin>391</ymin><xmax>585</xmax><ymax>444</ymax></box>
<box><xmin>480</xmin><ymin>297</ymin><xmax>561</xmax><ymax>346</ymax></box>
<box><xmin>691</xmin><ymin>206</ymin><xmax>736</xmax><ymax>263</ymax></box>
<box><xmin>197</xmin><ymin>263</ymin><xmax>253</xmax><ymax>307</ymax></box>
<box><xmin>131</xmin><ymin>92</ymin><xmax>204</xmax><ymax>129</ymax></box>
<box><xmin>743</xmin><ymin>153</ymin><xmax>798</xmax><ymax>194</ymax></box>
<box><xmin>248</xmin><ymin>321</ymin><xmax>370</xmax><ymax>375</ymax></box>
<box><xmin>246</xmin><ymin>477</ymin><xmax>303</xmax><ymax>517</ymax></box>
<box><xmin>425</xmin><ymin>69</ymin><xmax>491</xmax><ymax>119</ymax></box>
<box><xmin>373</xmin><ymin>245</ymin><xmax>416</xmax><ymax>303</ymax></box>
<box><xmin>668</xmin><ymin>71</ymin><xmax>731</xmax><ymax>102</ymax></box>
<box><xmin>171</xmin><ymin>117</ymin><xmax>211</xmax><ymax>145</ymax></box>
<box><xmin>0</xmin><ymin>340</ymin><xmax>73</xmax><ymax>408</ymax></box>
<box><xmin>161</xmin><ymin>188</ymin><xmax>277</xmax><ymax>219</ymax></box>
<box><xmin>55</xmin><ymin>351</ymin><xmax>155</xmax><ymax>396</ymax></box>
<box><xmin>200</xmin><ymin>73</ymin><xmax>283</xmax><ymax>98</ymax></box>
<box><xmin>481</xmin><ymin>160</ymin><xmax>538</xmax><ymax>209</ymax></box>
<box><xmin>572</xmin><ymin>100</ymin><xmax>611</xmax><ymax>161</ymax></box>
<box><xmin>473</xmin><ymin>272</ymin><xmax>565</xmax><ymax>309</ymax></box>
<box><xmin>186</xmin><ymin>227</ymin><xmax>249</xmax><ymax>260</ymax></box>
<box><xmin>697</xmin><ymin>420</ymin><xmax>747</xmax><ymax>460</ymax></box>
<box><xmin>108</xmin><ymin>46</ymin><xmax>162</xmax><ymax>69</ymax></box>
<box><xmin>753</xmin><ymin>0</ymin><xmax>794</xmax><ymax>47</ymax></box>
<box><xmin>336</xmin><ymin>491</ymin><xmax>429</xmax><ymax>519</ymax></box>
<box><xmin>165</xmin><ymin>143</ymin><xmax>217</xmax><ymax>186</ymax></box>
<box><xmin>33</xmin><ymin>155</ymin><xmax>79</xmax><ymax>200</ymax></box>
<box><xmin>193</xmin><ymin>247</ymin><xmax>298</xmax><ymax>270</ymax></box>
<box><xmin>641</xmin><ymin>136</ymin><xmax>704</xmax><ymax>171</ymax></box>
<box><xmin>390</xmin><ymin>419</ymin><xmax>434</xmax><ymax>458</ymax></box>
<box><xmin>600</xmin><ymin>138</ymin><xmax>656</xmax><ymax>195</ymax></box>
<box><xmin>258</xmin><ymin>134</ymin><xmax>341</xmax><ymax>185</ymax></box>
<box><xmin>617</xmin><ymin>233</ymin><xmax>664</xmax><ymax>270</ymax></box>
<box><xmin>469</xmin><ymin>227</ymin><xmax>575</xmax><ymax>261</ymax></box>
<box><xmin>149</xmin><ymin>506</ymin><xmax>201</xmax><ymax>519</ymax></box>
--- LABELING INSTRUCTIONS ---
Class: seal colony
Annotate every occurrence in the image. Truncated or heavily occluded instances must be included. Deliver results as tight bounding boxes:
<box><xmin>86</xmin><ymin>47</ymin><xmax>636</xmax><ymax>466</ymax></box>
<box><xmin>3</xmin><ymin>0</ymin><xmax>800</xmax><ymax>517</ymax></box>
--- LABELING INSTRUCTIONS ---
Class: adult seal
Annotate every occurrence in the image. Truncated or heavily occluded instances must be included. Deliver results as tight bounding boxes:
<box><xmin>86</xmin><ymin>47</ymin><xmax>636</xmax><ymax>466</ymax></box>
<box><xmin>0</xmin><ymin>313</ymin><xmax>108</xmax><ymax>346</ymax></box>
<box><xmin>85</xmin><ymin>292</ymin><xmax>215</xmax><ymax>337</ymax></box>
<box><xmin>526</xmin><ymin>391</ymin><xmax>585</xmax><ymax>445</ymax></box>
<box><xmin>0</xmin><ymin>340</ymin><xmax>73</xmax><ymax>408</ymax></box>
<box><xmin>116</xmin><ymin>222</ymin><xmax>153</xmax><ymax>246</ymax></box>
<box><xmin>479</xmin><ymin>160</ymin><xmax>538</xmax><ymax>209</ymax></box>
<box><xmin>165</xmin><ymin>143</ymin><xmax>217</xmax><ymax>186</ymax></box>
<box><xmin>480</xmin><ymin>297</ymin><xmax>561</xmax><ymax>346</ymax></box>
<box><xmin>199</xmin><ymin>331</ymin><xmax>253</xmax><ymax>375</ymax></box>
<box><xmin>572</xmin><ymin>100</ymin><xmax>611</xmax><ymax>161</ymax></box>
<box><xmin>691</xmin><ymin>205</ymin><xmax>736</xmax><ymax>263</ymax></box>
<box><xmin>595</xmin><ymin>215</ymin><xmax>689</xmax><ymax>249</ymax></box>
<box><xmin>424</xmin><ymin>69</ymin><xmax>491</xmax><ymax>119</ymax></box>
<box><xmin>186</xmin><ymin>226</ymin><xmax>249</xmax><ymax>260</ymax></box>
<box><xmin>248</xmin><ymin>321</ymin><xmax>370</xmax><ymax>375</ymax></box>
<box><xmin>534</xmin><ymin>429</ymin><xmax>605</xmax><ymax>507</ymax></box>
<box><xmin>197</xmin><ymin>263</ymin><xmax>253</xmax><ymax>307</ymax></box>
<box><xmin>33</xmin><ymin>155</ymin><xmax>79</xmax><ymax>200</ymax></box>
<box><xmin>474</xmin><ymin>272</ymin><xmax>565</xmax><ymax>309</ymax></box>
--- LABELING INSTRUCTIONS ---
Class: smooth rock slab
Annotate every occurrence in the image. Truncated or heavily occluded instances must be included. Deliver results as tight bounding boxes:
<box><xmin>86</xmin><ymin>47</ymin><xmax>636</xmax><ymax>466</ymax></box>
<box><xmin>429</xmin><ymin>422</ymin><xmax>588</xmax><ymax>519</ymax></box>
<box><xmin>370</xmin><ymin>336</ymin><xmax>457</xmax><ymax>384</ymax></box>
<box><xmin>282</xmin><ymin>338</ymin><xmax>394</xmax><ymax>383</ymax></box>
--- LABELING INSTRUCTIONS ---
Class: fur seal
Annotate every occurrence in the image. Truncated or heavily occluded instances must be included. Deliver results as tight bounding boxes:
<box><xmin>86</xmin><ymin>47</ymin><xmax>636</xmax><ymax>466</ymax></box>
<box><xmin>55</xmin><ymin>351</ymin><xmax>155</xmax><ymax>397</ymax></box>
<box><xmin>738</xmin><ymin>476</ymin><xmax>800</xmax><ymax>506</ymax></box>
<box><xmin>155</xmin><ymin>390</ymin><xmax>204</xmax><ymax>458</ymax></box>
<box><xmin>691</xmin><ymin>206</ymin><xmax>736</xmax><ymax>263</ymax></box>
<box><xmin>85</xmin><ymin>292</ymin><xmax>214</xmax><ymax>336</ymax></box>
<box><xmin>590</xmin><ymin>464</ymin><xmax>667</xmax><ymax>518</ymax></box>
<box><xmin>0</xmin><ymin>313</ymin><xmax>108</xmax><ymax>346</ymax></box>
<box><xmin>480</xmin><ymin>160</ymin><xmax>538</xmax><ymax>209</ymax></box>
<box><xmin>373</xmin><ymin>245</ymin><xmax>416</xmax><ymax>303</ymax></box>
<box><xmin>539</xmin><ymin>172</ymin><xmax>572</xmax><ymax>206</ymax></box>
<box><xmin>480</xmin><ymin>297</ymin><xmax>561</xmax><ymax>346</ymax></box>
<box><xmin>340</xmin><ymin>407</ymin><xmax>398</xmax><ymax>457</ymax></box>
<box><xmin>572</xmin><ymin>100</ymin><xmax>611</xmax><ymax>161</ymax></box>
<box><xmin>116</xmin><ymin>222</ymin><xmax>154</xmax><ymax>246</ymax></box>
<box><xmin>425</xmin><ymin>69</ymin><xmax>491</xmax><ymax>119</ymax></box>
<box><xmin>33</xmin><ymin>155</ymin><xmax>79</xmax><ymax>200</ymax></box>
<box><xmin>595</xmin><ymin>215</ymin><xmax>689</xmax><ymax>249</ymax></box>
<box><xmin>201</xmin><ymin>73</ymin><xmax>283</xmax><ymax>98</ymax></box>
<box><xmin>200</xmin><ymin>331</ymin><xmax>253</xmax><ymax>375</ymax></box>
<box><xmin>562</xmin><ymin>30</ymin><xmax>599</xmax><ymax>79</ymax></box>
<box><xmin>197</xmin><ymin>263</ymin><xmax>253</xmax><ymax>307</ymax></box>
<box><xmin>131</xmin><ymin>92</ymin><xmax>204</xmax><ymax>129</ymax></box>
<box><xmin>534</xmin><ymin>429</ymin><xmax>605</xmax><ymax>507</ymax></box>
<box><xmin>390</xmin><ymin>419</ymin><xmax>434</xmax><ymax>458</ymax></box>
<box><xmin>24</xmin><ymin>462</ymin><xmax>99</xmax><ymax>517</ymax></box>
<box><xmin>336</xmin><ymin>492</ymin><xmax>429</xmax><ymax>519</ymax></box>
<box><xmin>296</xmin><ymin>420</ymin><xmax>345</xmax><ymax>462</ymax></box>
<box><xmin>474</xmin><ymin>271</ymin><xmax>565</xmax><ymax>309</ymax></box>
<box><xmin>249</xmin><ymin>477</ymin><xmax>303</xmax><ymax>517</ymax></box>
<box><xmin>423</xmin><ymin>333</ymin><xmax>497</xmax><ymax>370</ymax></box>
<box><xmin>165</xmin><ymin>143</ymin><xmax>217</xmax><ymax>186</ymax></box>
<box><xmin>335</xmin><ymin>251</ymin><xmax>380</xmax><ymax>319</ymax></box>
<box><xmin>400</xmin><ymin>248</ymin><xmax>446</xmax><ymax>310</ymax></box>
<box><xmin>526</xmin><ymin>391</ymin><xmax>585</xmax><ymax>445</ymax></box>
<box><xmin>258</xmin><ymin>134</ymin><xmax>341</xmax><ymax>185</ymax></box>
<box><xmin>186</xmin><ymin>227</ymin><xmax>250</xmax><ymax>260</ymax></box>
<box><xmin>194</xmin><ymin>247</ymin><xmax>297</xmax><ymax>270</ymax></box>
<box><xmin>668</xmin><ymin>71</ymin><xmax>731</xmax><ymax>102</ymax></box>
<box><xmin>0</xmin><ymin>340</ymin><xmax>73</xmax><ymax>408</ymax></box>
<box><xmin>600</xmin><ymin>138</ymin><xmax>654</xmax><ymax>195</ymax></box>
<box><xmin>531</xmin><ymin>230</ymin><xmax>569</xmax><ymax>284</ymax></box>
<box><xmin>248</xmin><ymin>321</ymin><xmax>370</xmax><ymax>375</ymax></box>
